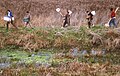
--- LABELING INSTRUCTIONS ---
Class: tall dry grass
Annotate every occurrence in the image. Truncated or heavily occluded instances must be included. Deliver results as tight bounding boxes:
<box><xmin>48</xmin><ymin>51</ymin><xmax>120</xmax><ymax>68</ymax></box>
<box><xmin>0</xmin><ymin>0</ymin><xmax>120</xmax><ymax>26</ymax></box>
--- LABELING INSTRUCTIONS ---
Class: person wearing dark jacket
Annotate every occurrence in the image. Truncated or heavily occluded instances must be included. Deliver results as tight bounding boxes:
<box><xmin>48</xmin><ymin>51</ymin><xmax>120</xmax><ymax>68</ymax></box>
<box><xmin>63</xmin><ymin>10</ymin><xmax>70</xmax><ymax>27</ymax></box>
<box><xmin>23</xmin><ymin>11</ymin><xmax>32</xmax><ymax>28</ymax></box>
<box><xmin>86</xmin><ymin>11</ymin><xmax>93</xmax><ymax>28</ymax></box>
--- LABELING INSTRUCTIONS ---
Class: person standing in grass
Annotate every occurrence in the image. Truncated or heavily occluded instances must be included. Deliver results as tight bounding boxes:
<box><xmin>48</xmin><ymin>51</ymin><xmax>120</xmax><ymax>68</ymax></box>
<box><xmin>6</xmin><ymin>10</ymin><xmax>18</xmax><ymax>30</ymax></box>
<box><xmin>63</xmin><ymin>10</ymin><xmax>71</xmax><ymax>27</ymax></box>
<box><xmin>109</xmin><ymin>7</ymin><xmax>119</xmax><ymax>28</ymax></box>
<box><xmin>86</xmin><ymin>11</ymin><xmax>93</xmax><ymax>28</ymax></box>
<box><xmin>23</xmin><ymin>11</ymin><xmax>32</xmax><ymax>28</ymax></box>
<box><xmin>56</xmin><ymin>8</ymin><xmax>72</xmax><ymax>28</ymax></box>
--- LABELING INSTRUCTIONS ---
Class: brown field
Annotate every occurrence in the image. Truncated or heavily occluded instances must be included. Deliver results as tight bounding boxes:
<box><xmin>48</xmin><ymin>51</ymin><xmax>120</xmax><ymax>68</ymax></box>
<box><xmin>0</xmin><ymin>0</ymin><xmax>120</xmax><ymax>26</ymax></box>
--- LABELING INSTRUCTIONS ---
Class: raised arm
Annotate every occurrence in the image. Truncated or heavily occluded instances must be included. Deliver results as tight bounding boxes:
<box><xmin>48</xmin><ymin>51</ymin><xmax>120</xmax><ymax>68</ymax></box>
<box><xmin>59</xmin><ymin>12</ymin><xmax>64</xmax><ymax>16</ymax></box>
<box><xmin>115</xmin><ymin>7</ymin><xmax>119</xmax><ymax>13</ymax></box>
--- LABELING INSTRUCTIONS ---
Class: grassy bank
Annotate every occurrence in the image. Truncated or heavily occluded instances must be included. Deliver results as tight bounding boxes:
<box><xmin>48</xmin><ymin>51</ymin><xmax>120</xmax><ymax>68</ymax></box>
<box><xmin>0</xmin><ymin>25</ymin><xmax>119</xmax><ymax>51</ymax></box>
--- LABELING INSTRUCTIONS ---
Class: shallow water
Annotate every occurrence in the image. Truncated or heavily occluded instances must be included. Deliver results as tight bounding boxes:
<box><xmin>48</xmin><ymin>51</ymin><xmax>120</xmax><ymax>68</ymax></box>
<box><xmin>0</xmin><ymin>63</ymin><xmax>11</xmax><ymax>69</ymax></box>
<box><xmin>0</xmin><ymin>50</ymin><xmax>119</xmax><ymax>69</ymax></box>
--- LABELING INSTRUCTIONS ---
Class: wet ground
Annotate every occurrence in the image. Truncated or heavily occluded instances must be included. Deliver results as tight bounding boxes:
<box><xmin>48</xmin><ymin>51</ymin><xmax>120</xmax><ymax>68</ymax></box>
<box><xmin>0</xmin><ymin>48</ymin><xmax>120</xmax><ymax>69</ymax></box>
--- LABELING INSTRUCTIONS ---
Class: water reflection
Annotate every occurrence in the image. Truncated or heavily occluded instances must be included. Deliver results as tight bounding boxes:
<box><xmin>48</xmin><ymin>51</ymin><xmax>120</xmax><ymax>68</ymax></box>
<box><xmin>0</xmin><ymin>63</ymin><xmax>10</xmax><ymax>69</ymax></box>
